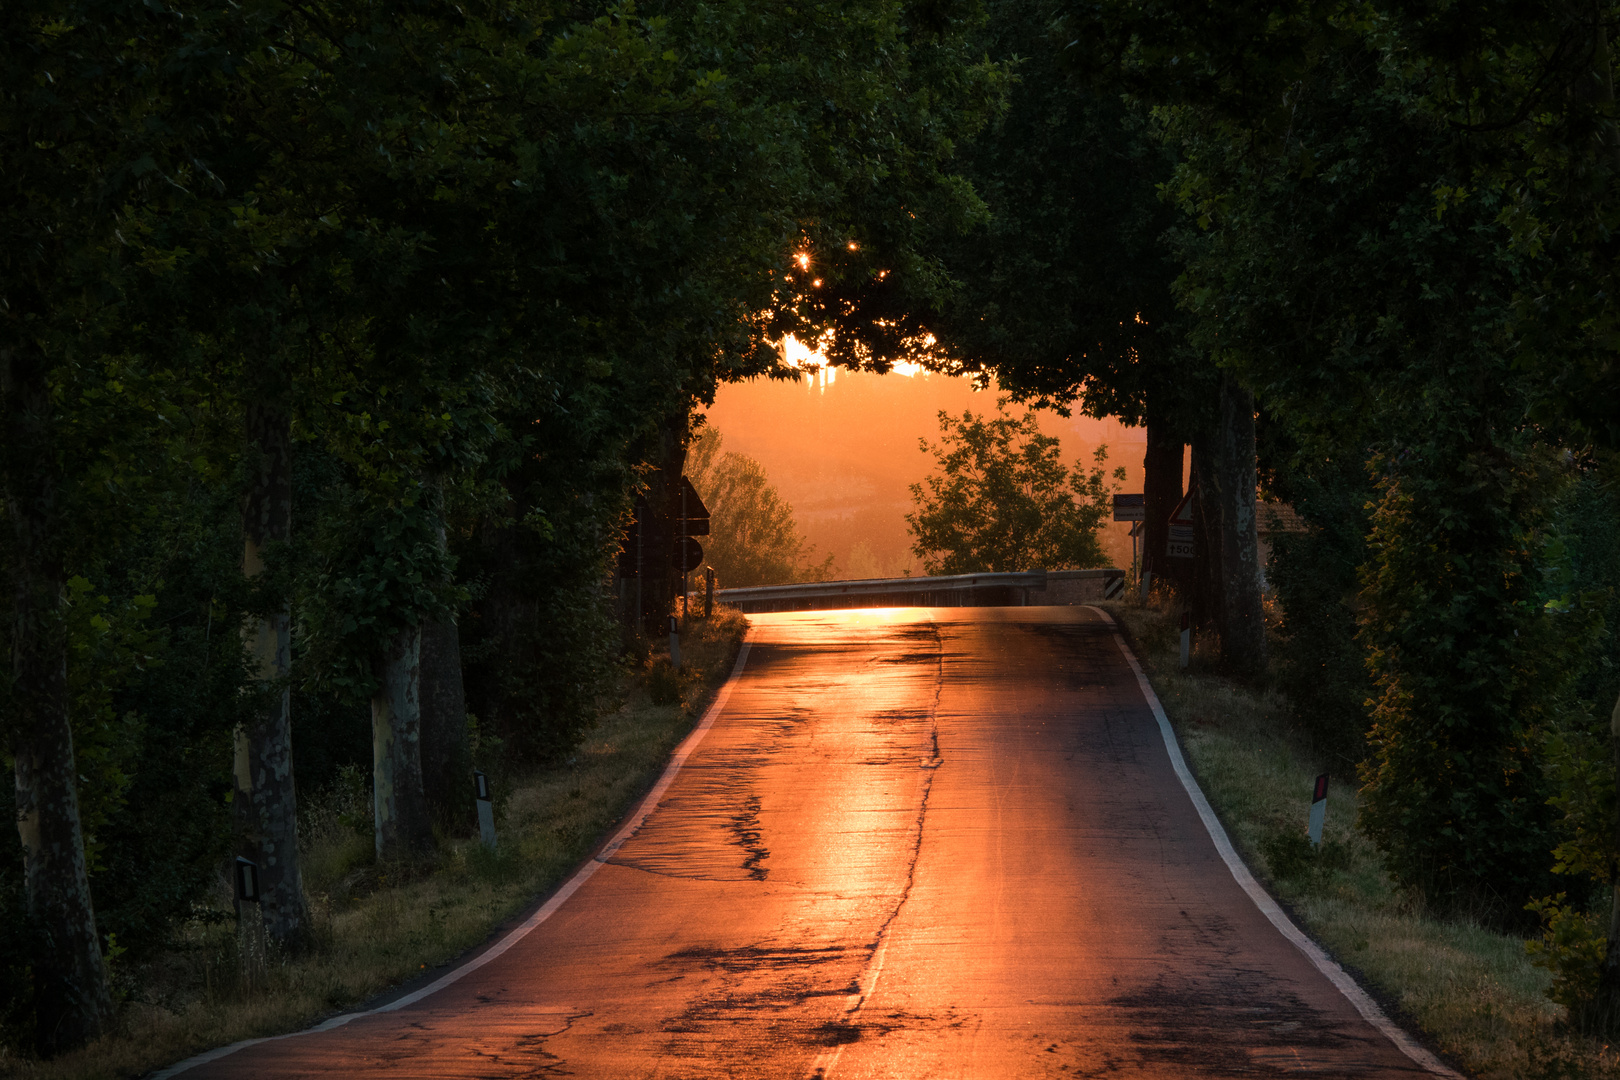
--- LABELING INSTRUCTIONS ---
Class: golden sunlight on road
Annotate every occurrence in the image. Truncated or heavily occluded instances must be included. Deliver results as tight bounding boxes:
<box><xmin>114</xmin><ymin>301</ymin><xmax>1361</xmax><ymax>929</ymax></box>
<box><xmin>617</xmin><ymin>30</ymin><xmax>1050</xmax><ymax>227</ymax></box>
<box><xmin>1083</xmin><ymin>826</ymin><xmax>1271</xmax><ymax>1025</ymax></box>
<box><xmin>180</xmin><ymin>606</ymin><xmax>1427</xmax><ymax>1080</ymax></box>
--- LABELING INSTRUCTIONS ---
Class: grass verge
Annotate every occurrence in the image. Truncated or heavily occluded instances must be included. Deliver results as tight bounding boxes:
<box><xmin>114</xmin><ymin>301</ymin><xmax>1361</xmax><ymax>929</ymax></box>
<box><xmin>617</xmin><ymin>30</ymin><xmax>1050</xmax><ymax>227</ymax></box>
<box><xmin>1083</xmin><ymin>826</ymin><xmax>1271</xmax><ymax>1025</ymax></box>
<box><xmin>3</xmin><ymin>607</ymin><xmax>747</xmax><ymax>1080</ymax></box>
<box><xmin>1103</xmin><ymin>597</ymin><xmax>1620</xmax><ymax>1080</ymax></box>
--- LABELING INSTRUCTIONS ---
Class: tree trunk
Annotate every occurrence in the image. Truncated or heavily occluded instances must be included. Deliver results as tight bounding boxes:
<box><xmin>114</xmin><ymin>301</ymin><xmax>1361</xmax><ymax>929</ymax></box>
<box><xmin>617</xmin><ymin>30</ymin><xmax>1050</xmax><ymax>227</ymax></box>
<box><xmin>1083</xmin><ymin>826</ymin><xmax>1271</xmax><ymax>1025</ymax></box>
<box><xmin>1215</xmin><ymin>376</ymin><xmax>1268</xmax><ymax>678</ymax></box>
<box><xmin>636</xmin><ymin>413</ymin><xmax>691</xmax><ymax>638</ymax></box>
<box><xmin>4</xmin><ymin>346</ymin><xmax>114</xmax><ymax>1055</ymax></box>
<box><xmin>1599</xmin><ymin>690</ymin><xmax>1620</xmax><ymax>1032</ymax></box>
<box><xmin>1588</xmin><ymin>17</ymin><xmax>1620</xmax><ymax>1037</ymax></box>
<box><xmin>235</xmin><ymin>403</ymin><xmax>309</xmax><ymax>950</ymax></box>
<box><xmin>419</xmin><ymin>616</ymin><xmax>469</xmax><ymax>827</ymax></box>
<box><xmin>13</xmin><ymin>700</ymin><xmax>114</xmax><ymax>1055</ymax></box>
<box><xmin>1189</xmin><ymin>435</ymin><xmax>1222</xmax><ymax>636</ymax></box>
<box><xmin>1142</xmin><ymin>402</ymin><xmax>1184</xmax><ymax>588</ymax></box>
<box><xmin>372</xmin><ymin>624</ymin><xmax>433</xmax><ymax>861</ymax></box>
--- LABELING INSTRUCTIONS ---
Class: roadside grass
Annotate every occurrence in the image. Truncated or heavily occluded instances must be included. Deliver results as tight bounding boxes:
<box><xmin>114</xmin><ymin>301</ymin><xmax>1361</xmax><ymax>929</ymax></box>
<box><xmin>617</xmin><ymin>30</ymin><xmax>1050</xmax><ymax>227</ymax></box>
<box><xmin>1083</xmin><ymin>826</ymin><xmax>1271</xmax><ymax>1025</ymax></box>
<box><xmin>2</xmin><ymin>607</ymin><xmax>747</xmax><ymax>1080</ymax></box>
<box><xmin>1102</xmin><ymin>596</ymin><xmax>1620</xmax><ymax>1080</ymax></box>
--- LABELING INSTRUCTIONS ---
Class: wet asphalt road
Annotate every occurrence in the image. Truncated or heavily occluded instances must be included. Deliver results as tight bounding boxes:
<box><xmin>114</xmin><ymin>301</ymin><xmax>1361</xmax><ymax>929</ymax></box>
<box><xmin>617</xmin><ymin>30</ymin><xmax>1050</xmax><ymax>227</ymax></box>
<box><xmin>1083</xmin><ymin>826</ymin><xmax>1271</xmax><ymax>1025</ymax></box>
<box><xmin>188</xmin><ymin>606</ymin><xmax>1429</xmax><ymax>1078</ymax></box>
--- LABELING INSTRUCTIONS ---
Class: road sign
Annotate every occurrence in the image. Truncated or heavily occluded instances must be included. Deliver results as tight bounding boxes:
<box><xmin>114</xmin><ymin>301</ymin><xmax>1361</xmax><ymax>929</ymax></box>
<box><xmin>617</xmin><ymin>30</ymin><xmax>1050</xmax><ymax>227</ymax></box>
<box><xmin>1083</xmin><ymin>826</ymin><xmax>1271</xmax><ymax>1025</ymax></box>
<box><xmin>1112</xmin><ymin>493</ymin><xmax>1145</xmax><ymax>522</ymax></box>
<box><xmin>675</xmin><ymin>475</ymin><xmax>708</xmax><ymax>575</ymax></box>
<box><xmin>677</xmin><ymin>476</ymin><xmax>710</xmax><ymax>536</ymax></box>
<box><xmin>673</xmin><ymin>538</ymin><xmax>704</xmax><ymax>572</ymax></box>
<box><xmin>1167</xmin><ymin>490</ymin><xmax>1195</xmax><ymax>559</ymax></box>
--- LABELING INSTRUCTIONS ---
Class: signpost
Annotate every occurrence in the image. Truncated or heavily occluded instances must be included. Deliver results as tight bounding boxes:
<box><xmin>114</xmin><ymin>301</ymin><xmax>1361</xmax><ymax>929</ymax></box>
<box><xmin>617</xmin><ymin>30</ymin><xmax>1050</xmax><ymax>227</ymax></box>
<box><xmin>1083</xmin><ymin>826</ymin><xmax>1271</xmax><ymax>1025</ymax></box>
<box><xmin>677</xmin><ymin>476</ymin><xmax>710</xmax><ymax>625</ymax></box>
<box><xmin>1111</xmin><ymin>493</ymin><xmax>1145</xmax><ymax>521</ymax></box>
<box><xmin>1128</xmin><ymin>520</ymin><xmax>1145</xmax><ymax>598</ymax></box>
<box><xmin>617</xmin><ymin>474</ymin><xmax>710</xmax><ymax>639</ymax></box>
<box><xmin>1167</xmin><ymin>490</ymin><xmax>1196</xmax><ymax>559</ymax></box>
<box><xmin>1114</xmin><ymin>495</ymin><xmax>1145</xmax><ymax>593</ymax></box>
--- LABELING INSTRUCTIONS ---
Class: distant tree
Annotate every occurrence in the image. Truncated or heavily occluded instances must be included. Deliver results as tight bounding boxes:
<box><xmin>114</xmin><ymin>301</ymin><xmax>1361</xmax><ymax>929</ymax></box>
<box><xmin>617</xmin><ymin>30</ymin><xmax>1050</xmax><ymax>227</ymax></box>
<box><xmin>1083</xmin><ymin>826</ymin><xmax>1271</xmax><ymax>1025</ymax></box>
<box><xmin>686</xmin><ymin>430</ymin><xmax>833</xmax><ymax>588</ymax></box>
<box><xmin>907</xmin><ymin>408</ymin><xmax>1121</xmax><ymax>575</ymax></box>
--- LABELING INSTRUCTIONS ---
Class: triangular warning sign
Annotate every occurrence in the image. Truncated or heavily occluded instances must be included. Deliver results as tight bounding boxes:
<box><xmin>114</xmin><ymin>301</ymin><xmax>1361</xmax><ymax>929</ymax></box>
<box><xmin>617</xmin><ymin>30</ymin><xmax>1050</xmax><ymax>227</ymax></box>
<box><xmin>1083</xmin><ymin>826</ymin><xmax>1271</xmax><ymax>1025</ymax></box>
<box><xmin>1166</xmin><ymin>488</ymin><xmax>1196</xmax><ymax>559</ymax></box>
<box><xmin>1169</xmin><ymin>489</ymin><xmax>1195</xmax><ymax>524</ymax></box>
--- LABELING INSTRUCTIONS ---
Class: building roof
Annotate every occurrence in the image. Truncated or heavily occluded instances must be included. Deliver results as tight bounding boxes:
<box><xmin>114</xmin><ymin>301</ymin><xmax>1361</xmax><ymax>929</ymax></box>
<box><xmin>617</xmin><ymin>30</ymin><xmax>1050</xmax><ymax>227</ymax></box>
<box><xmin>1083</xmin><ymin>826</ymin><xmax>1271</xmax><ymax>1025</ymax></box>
<box><xmin>1258</xmin><ymin>502</ymin><xmax>1309</xmax><ymax>535</ymax></box>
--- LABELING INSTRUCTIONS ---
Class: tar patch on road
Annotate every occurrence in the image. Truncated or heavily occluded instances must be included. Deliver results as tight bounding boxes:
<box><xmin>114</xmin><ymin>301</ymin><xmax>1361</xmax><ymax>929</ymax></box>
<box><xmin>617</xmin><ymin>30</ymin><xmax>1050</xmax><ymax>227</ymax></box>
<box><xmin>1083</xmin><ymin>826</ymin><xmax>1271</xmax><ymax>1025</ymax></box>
<box><xmin>1103</xmin><ymin>968</ymin><xmax>1390</xmax><ymax>1077</ymax></box>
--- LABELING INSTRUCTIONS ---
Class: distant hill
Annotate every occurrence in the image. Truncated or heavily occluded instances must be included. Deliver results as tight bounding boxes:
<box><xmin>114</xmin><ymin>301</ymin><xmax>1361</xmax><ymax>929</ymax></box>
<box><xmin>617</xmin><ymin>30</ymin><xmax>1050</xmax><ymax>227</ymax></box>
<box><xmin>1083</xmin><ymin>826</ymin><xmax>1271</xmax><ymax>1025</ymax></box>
<box><xmin>703</xmin><ymin>366</ymin><xmax>1152</xmax><ymax>578</ymax></box>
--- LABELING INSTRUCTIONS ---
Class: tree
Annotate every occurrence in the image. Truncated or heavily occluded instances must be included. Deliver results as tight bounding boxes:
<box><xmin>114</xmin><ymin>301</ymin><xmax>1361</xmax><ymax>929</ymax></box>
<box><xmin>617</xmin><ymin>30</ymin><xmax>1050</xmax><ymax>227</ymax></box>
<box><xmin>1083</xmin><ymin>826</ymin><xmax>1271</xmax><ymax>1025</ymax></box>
<box><xmin>1</xmin><ymin>0</ymin><xmax>232</xmax><ymax>1049</ymax></box>
<box><xmin>899</xmin><ymin>0</ymin><xmax>1257</xmax><ymax>653</ymax></box>
<box><xmin>685</xmin><ymin>429</ymin><xmax>832</xmax><ymax>588</ymax></box>
<box><xmin>1</xmin><ymin>0</ymin><xmax>1009</xmax><ymax>1053</ymax></box>
<box><xmin>1065</xmin><ymin>0</ymin><xmax>1592</xmax><ymax>922</ymax></box>
<box><xmin>906</xmin><ymin>407</ymin><xmax>1120</xmax><ymax>575</ymax></box>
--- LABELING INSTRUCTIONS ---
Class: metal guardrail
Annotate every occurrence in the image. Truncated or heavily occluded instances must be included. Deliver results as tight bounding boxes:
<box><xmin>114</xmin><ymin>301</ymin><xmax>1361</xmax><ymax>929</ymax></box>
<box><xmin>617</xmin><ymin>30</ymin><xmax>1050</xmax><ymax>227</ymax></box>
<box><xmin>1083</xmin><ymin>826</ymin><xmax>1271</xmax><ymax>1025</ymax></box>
<box><xmin>714</xmin><ymin>568</ymin><xmax>1124</xmax><ymax>614</ymax></box>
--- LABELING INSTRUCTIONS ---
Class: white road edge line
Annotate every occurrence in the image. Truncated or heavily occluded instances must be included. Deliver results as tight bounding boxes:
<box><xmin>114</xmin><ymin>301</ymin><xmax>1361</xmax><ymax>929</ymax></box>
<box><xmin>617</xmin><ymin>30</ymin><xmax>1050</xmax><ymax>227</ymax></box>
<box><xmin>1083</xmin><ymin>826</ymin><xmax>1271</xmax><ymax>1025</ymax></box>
<box><xmin>1085</xmin><ymin>606</ymin><xmax>1462</xmax><ymax>1079</ymax></box>
<box><xmin>148</xmin><ymin>633</ymin><xmax>756</xmax><ymax>1080</ymax></box>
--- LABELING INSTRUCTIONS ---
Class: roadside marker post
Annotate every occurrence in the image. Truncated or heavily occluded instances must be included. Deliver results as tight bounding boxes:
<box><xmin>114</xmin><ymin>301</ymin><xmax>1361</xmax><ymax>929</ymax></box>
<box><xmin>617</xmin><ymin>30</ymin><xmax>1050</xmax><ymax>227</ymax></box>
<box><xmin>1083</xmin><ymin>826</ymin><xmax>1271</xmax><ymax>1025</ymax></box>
<box><xmin>234</xmin><ymin>857</ymin><xmax>260</xmax><ymax>904</ymax></box>
<box><xmin>669</xmin><ymin>614</ymin><xmax>681</xmax><ymax>670</ymax></box>
<box><xmin>1308</xmin><ymin>773</ymin><xmax>1328</xmax><ymax>848</ymax></box>
<box><xmin>1090</xmin><ymin>606</ymin><xmax>1464</xmax><ymax>1078</ymax></box>
<box><xmin>234</xmin><ymin>857</ymin><xmax>266</xmax><ymax>988</ymax></box>
<box><xmin>1179</xmin><ymin>612</ymin><xmax>1191</xmax><ymax>669</ymax></box>
<box><xmin>474</xmin><ymin>771</ymin><xmax>496</xmax><ymax>849</ymax></box>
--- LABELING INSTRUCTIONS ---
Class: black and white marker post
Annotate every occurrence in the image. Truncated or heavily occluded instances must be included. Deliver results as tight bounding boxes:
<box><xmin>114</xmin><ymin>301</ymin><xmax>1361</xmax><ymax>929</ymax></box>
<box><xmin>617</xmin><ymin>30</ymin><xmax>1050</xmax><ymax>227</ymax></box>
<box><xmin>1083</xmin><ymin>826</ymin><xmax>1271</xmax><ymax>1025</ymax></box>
<box><xmin>474</xmin><ymin>770</ymin><xmax>497</xmax><ymax>849</ymax></box>
<box><xmin>235</xmin><ymin>856</ymin><xmax>265</xmax><ymax>987</ymax></box>
<box><xmin>1179</xmin><ymin>611</ymin><xmax>1191</xmax><ymax>669</ymax></box>
<box><xmin>1308</xmin><ymin>773</ymin><xmax>1329</xmax><ymax>848</ymax></box>
<box><xmin>669</xmin><ymin>614</ymin><xmax>681</xmax><ymax>671</ymax></box>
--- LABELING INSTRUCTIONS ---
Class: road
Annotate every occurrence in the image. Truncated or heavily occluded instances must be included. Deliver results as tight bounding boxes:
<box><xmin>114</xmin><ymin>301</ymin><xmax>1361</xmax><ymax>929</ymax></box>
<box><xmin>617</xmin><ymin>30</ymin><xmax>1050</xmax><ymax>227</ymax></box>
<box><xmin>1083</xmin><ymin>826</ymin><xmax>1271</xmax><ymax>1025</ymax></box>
<box><xmin>178</xmin><ymin>605</ymin><xmax>1438</xmax><ymax>1078</ymax></box>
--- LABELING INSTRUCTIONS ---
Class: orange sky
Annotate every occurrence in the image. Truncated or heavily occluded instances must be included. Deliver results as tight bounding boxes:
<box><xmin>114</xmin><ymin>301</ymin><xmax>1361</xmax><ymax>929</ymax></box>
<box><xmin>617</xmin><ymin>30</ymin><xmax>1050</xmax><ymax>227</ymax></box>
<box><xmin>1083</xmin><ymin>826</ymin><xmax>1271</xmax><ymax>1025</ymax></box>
<box><xmin>701</xmin><ymin>363</ymin><xmax>1148</xmax><ymax>580</ymax></box>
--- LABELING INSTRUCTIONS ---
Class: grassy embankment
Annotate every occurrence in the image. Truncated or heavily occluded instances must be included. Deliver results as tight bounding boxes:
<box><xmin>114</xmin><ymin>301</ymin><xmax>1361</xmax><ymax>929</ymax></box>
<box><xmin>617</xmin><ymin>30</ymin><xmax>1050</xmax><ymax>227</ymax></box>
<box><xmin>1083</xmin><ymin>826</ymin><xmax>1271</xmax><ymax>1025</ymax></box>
<box><xmin>3</xmin><ymin>607</ymin><xmax>748</xmax><ymax>1080</ymax></box>
<box><xmin>1103</xmin><ymin>597</ymin><xmax>1619</xmax><ymax>1080</ymax></box>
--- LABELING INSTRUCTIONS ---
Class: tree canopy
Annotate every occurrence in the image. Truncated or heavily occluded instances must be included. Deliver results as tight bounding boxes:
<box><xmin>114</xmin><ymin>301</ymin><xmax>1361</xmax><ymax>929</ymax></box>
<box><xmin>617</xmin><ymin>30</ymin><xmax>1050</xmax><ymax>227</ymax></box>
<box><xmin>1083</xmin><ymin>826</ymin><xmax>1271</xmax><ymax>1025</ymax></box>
<box><xmin>907</xmin><ymin>407</ymin><xmax>1120</xmax><ymax>574</ymax></box>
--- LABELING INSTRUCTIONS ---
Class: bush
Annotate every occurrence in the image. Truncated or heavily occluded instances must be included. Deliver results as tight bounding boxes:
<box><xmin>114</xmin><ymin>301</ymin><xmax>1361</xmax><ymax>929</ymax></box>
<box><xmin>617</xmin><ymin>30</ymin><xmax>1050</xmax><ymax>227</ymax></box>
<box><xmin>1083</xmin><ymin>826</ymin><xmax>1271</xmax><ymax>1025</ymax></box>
<box><xmin>646</xmin><ymin>660</ymin><xmax>682</xmax><ymax>707</ymax></box>
<box><xmin>1266</xmin><ymin>465</ymin><xmax>1375</xmax><ymax>763</ymax></box>
<box><xmin>1357</xmin><ymin>439</ymin><xmax>1562</xmax><ymax>927</ymax></box>
<box><xmin>1527</xmin><ymin>896</ymin><xmax>1610</xmax><ymax>1033</ymax></box>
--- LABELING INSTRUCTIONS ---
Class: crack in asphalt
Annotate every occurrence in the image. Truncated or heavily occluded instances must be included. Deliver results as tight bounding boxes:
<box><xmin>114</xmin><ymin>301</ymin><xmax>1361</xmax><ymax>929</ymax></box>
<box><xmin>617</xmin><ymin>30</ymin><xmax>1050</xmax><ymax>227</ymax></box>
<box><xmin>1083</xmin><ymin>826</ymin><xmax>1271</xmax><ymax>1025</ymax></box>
<box><xmin>808</xmin><ymin>615</ymin><xmax>946</xmax><ymax>1079</ymax></box>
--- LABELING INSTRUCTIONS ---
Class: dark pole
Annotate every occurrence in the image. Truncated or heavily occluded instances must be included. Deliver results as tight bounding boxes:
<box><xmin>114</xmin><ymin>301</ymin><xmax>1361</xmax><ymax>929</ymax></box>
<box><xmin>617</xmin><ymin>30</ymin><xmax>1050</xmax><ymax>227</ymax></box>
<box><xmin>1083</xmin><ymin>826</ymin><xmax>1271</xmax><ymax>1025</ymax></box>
<box><xmin>635</xmin><ymin>497</ymin><xmax>643</xmax><ymax>637</ymax></box>
<box><xmin>680</xmin><ymin>483</ymin><xmax>689</xmax><ymax>626</ymax></box>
